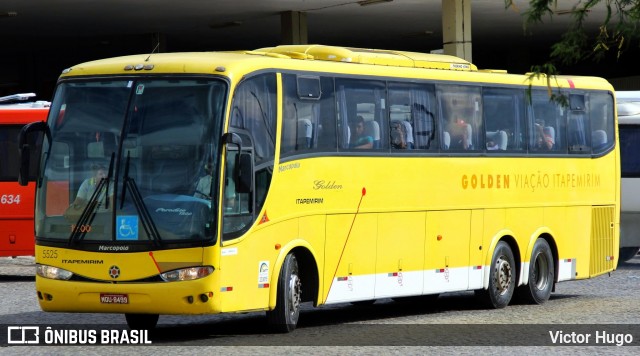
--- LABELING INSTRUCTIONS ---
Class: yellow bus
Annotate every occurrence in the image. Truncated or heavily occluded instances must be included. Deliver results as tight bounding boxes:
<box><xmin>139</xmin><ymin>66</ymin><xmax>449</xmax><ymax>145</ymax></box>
<box><xmin>19</xmin><ymin>45</ymin><xmax>619</xmax><ymax>331</ymax></box>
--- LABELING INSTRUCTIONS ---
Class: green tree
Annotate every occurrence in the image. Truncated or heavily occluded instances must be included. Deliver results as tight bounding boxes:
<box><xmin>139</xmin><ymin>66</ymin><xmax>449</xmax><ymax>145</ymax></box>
<box><xmin>505</xmin><ymin>0</ymin><xmax>640</xmax><ymax>99</ymax></box>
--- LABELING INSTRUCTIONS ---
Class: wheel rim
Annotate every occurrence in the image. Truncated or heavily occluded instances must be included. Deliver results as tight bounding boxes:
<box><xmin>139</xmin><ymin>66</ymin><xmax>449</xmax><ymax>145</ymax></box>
<box><xmin>532</xmin><ymin>252</ymin><xmax>550</xmax><ymax>291</ymax></box>
<box><xmin>494</xmin><ymin>255</ymin><xmax>512</xmax><ymax>295</ymax></box>
<box><xmin>288</xmin><ymin>272</ymin><xmax>302</xmax><ymax>318</ymax></box>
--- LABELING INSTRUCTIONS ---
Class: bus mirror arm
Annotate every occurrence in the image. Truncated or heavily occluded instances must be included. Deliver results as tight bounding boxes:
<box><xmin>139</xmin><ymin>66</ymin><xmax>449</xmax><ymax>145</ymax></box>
<box><xmin>18</xmin><ymin>121</ymin><xmax>50</xmax><ymax>186</ymax></box>
<box><xmin>222</xmin><ymin>132</ymin><xmax>243</xmax><ymax>150</ymax></box>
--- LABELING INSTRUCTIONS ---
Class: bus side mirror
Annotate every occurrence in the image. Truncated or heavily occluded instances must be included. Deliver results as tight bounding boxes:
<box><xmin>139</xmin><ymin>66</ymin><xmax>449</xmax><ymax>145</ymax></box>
<box><xmin>236</xmin><ymin>152</ymin><xmax>253</xmax><ymax>194</ymax></box>
<box><xmin>18</xmin><ymin>121</ymin><xmax>49</xmax><ymax>186</ymax></box>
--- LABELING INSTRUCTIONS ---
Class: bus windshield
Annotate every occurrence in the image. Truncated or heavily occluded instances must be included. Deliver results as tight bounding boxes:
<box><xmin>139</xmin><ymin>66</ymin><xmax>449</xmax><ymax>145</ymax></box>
<box><xmin>36</xmin><ymin>78</ymin><xmax>227</xmax><ymax>248</ymax></box>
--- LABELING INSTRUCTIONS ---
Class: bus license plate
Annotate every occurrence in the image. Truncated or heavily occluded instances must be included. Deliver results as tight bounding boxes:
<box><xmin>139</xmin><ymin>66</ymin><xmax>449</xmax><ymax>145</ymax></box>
<box><xmin>100</xmin><ymin>293</ymin><xmax>129</xmax><ymax>304</ymax></box>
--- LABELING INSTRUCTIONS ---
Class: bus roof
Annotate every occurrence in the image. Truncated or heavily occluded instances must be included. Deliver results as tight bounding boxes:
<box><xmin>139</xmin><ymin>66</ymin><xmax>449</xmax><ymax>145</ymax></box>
<box><xmin>616</xmin><ymin>91</ymin><xmax>640</xmax><ymax>125</ymax></box>
<box><xmin>619</xmin><ymin>114</ymin><xmax>640</xmax><ymax>125</ymax></box>
<box><xmin>0</xmin><ymin>93</ymin><xmax>49</xmax><ymax>124</ymax></box>
<box><xmin>616</xmin><ymin>91</ymin><xmax>640</xmax><ymax>101</ymax></box>
<box><xmin>58</xmin><ymin>44</ymin><xmax>613</xmax><ymax>91</ymax></box>
<box><xmin>0</xmin><ymin>101</ymin><xmax>50</xmax><ymax>110</ymax></box>
<box><xmin>250</xmin><ymin>45</ymin><xmax>477</xmax><ymax>71</ymax></box>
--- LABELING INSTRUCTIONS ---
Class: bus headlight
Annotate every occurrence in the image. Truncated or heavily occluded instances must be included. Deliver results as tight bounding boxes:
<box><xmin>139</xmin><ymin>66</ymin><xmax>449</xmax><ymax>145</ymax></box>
<box><xmin>160</xmin><ymin>266</ymin><xmax>214</xmax><ymax>282</ymax></box>
<box><xmin>36</xmin><ymin>264</ymin><xmax>73</xmax><ymax>280</ymax></box>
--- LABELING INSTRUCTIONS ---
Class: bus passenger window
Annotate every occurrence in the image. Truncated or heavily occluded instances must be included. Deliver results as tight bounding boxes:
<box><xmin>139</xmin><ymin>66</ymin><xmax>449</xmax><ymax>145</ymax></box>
<box><xmin>336</xmin><ymin>78</ymin><xmax>386</xmax><ymax>150</ymax></box>
<box><xmin>590</xmin><ymin>92</ymin><xmax>615</xmax><ymax>154</ymax></box>
<box><xmin>482</xmin><ymin>88</ymin><xmax>525</xmax><ymax>151</ymax></box>
<box><xmin>568</xmin><ymin>94</ymin><xmax>589</xmax><ymax>153</ymax></box>
<box><xmin>568</xmin><ymin>113</ymin><xmax>588</xmax><ymax>152</ymax></box>
<box><xmin>388</xmin><ymin>82</ymin><xmax>436</xmax><ymax>150</ymax></box>
<box><xmin>437</xmin><ymin>85</ymin><xmax>482</xmax><ymax>151</ymax></box>
<box><xmin>529</xmin><ymin>91</ymin><xmax>567</xmax><ymax>153</ymax></box>
<box><xmin>281</xmin><ymin>74</ymin><xmax>336</xmax><ymax>155</ymax></box>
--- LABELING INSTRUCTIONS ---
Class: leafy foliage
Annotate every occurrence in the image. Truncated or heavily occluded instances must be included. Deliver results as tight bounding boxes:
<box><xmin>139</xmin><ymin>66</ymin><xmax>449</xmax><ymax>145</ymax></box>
<box><xmin>505</xmin><ymin>0</ymin><xmax>640</xmax><ymax>102</ymax></box>
<box><xmin>506</xmin><ymin>0</ymin><xmax>640</xmax><ymax>66</ymax></box>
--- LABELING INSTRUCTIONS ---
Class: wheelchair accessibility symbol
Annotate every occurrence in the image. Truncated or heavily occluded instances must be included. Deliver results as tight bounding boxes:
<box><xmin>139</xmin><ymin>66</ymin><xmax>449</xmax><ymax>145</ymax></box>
<box><xmin>117</xmin><ymin>215</ymin><xmax>138</xmax><ymax>240</ymax></box>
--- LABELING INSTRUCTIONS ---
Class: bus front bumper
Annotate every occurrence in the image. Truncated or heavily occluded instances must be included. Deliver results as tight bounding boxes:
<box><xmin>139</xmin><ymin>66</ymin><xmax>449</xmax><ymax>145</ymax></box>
<box><xmin>35</xmin><ymin>275</ymin><xmax>220</xmax><ymax>315</ymax></box>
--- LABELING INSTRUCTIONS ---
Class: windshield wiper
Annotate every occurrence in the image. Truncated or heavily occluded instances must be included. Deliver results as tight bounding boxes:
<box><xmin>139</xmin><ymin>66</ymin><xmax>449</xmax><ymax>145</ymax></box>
<box><xmin>68</xmin><ymin>153</ymin><xmax>115</xmax><ymax>244</ymax></box>
<box><xmin>119</xmin><ymin>152</ymin><xmax>162</xmax><ymax>245</ymax></box>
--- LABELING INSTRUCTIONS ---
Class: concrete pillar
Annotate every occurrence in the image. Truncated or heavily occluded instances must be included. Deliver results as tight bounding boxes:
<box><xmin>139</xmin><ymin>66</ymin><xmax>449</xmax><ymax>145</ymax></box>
<box><xmin>281</xmin><ymin>11</ymin><xmax>308</xmax><ymax>45</ymax></box>
<box><xmin>442</xmin><ymin>0</ymin><xmax>472</xmax><ymax>62</ymax></box>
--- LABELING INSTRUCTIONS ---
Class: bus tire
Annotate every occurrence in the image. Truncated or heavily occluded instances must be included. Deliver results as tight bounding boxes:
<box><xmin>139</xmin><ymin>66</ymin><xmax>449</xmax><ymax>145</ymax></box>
<box><xmin>124</xmin><ymin>313</ymin><xmax>159</xmax><ymax>330</ymax></box>
<box><xmin>266</xmin><ymin>253</ymin><xmax>301</xmax><ymax>333</ymax></box>
<box><xmin>477</xmin><ymin>241</ymin><xmax>515</xmax><ymax>309</ymax></box>
<box><xmin>619</xmin><ymin>247</ymin><xmax>640</xmax><ymax>263</ymax></box>
<box><xmin>517</xmin><ymin>238</ymin><xmax>554</xmax><ymax>304</ymax></box>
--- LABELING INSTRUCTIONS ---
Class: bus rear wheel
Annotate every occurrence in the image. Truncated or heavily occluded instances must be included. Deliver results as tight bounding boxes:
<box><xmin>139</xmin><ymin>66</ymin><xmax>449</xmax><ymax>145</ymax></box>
<box><xmin>266</xmin><ymin>253</ymin><xmax>301</xmax><ymax>333</ymax></box>
<box><xmin>619</xmin><ymin>247</ymin><xmax>640</xmax><ymax>263</ymax></box>
<box><xmin>124</xmin><ymin>313</ymin><xmax>159</xmax><ymax>330</ymax></box>
<box><xmin>517</xmin><ymin>238</ymin><xmax>554</xmax><ymax>304</ymax></box>
<box><xmin>477</xmin><ymin>241</ymin><xmax>515</xmax><ymax>309</ymax></box>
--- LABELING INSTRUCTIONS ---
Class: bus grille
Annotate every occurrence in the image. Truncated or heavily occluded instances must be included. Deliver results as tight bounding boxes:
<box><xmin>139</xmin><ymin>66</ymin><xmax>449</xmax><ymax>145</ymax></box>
<box><xmin>590</xmin><ymin>206</ymin><xmax>616</xmax><ymax>277</ymax></box>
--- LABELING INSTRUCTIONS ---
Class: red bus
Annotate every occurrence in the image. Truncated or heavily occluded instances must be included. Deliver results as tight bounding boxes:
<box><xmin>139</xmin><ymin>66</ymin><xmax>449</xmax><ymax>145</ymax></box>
<box><xmin>0</xmin><ymin>93</ymin><xmax>49</xmax><ymax>257</ymax></box>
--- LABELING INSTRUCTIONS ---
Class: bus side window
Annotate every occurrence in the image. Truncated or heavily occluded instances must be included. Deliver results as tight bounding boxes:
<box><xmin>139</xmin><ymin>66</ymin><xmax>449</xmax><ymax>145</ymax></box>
<box><xmin>482</xmin><ymin>88</ymin><xmax>525</xmax><ymax>151</ymax></box>
<box><xmin>437</xmin><ymin>84</ymin><xmax>481</xmax><ymax>151</ymax></box>
<box><xmin>337</xmin><ymin>78</ymin><xmax>386</xmax><ymax>150</ymax></box>
<box><xmin>567</xmin><ymin>94</ymin><xmax>590</xmax><ymax>153</ymax></box>
<box><xmin>529</xmin><ymin>91</ymin><xmax>567</xmax><ymax>153</ymax></box>
<box><xmin>226</xmin><ymin>73</ymin><xmax>277</xmax><ymax>239</ymax></box>
<box><xmin>315</xmin><ymin>77</ymin><xmax>337</xmax><ymax>151</ymax></box>
<box><xmin>590</xmin><ymin>92</ymin><xmax>615</xmax><ymax>154</ymax></box>
<box><xmin>282</xmin><ymin>74</ymin><xmax>336</xmax><ymax>155</ymax></box>
<box><xmin>388</xmin><ymin>82</ymin><xmax>436</xmax><ymax>150</ymax></box>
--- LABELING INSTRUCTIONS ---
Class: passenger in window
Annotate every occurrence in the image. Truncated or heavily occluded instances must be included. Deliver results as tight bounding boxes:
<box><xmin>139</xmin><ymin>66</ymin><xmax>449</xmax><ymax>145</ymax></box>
<box><xmin>390</xmin><ymin>120</ymin><xmax>407</xmax><ymax>149</ymax></box>
<box><xmin>350</xmin><ymin>115</ymin><xmax>373</xmax><ymax>149</ymax></box>
<box><xmin>534</xmin><ymin>119</ymin><xmax>554</xmax><ymax>150</ymax></box>
<box><xmin>450</xmin><ymin>115</ymin><xmax>471</xmax><ymax>149</ymax></box>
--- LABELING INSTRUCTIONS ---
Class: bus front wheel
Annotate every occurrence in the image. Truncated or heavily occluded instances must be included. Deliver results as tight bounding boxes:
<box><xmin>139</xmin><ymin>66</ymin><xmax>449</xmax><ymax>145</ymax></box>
<box><xmin>124</xmin><ymin>313</ymin><xmax>159</xmax><ymax>330</ymax></box>
<box><xmin>516</xmin><ymin>238</ymin><xmax>554</xmax><ymax>304</ymax></box>
<box><xmin>477</xmin><ymin>241</ymin><xmax>516</xmax><ymax>309</ymax></box>
<box><xmin>266</xmin><ymin>253</ymin><xmax>301</xmax><ymax>333</ymax></box>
